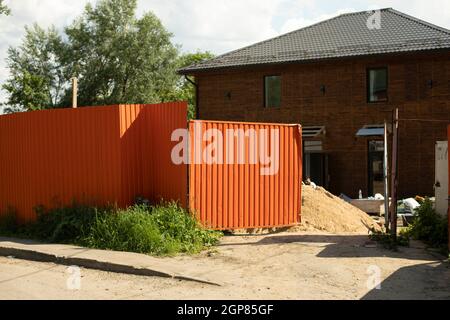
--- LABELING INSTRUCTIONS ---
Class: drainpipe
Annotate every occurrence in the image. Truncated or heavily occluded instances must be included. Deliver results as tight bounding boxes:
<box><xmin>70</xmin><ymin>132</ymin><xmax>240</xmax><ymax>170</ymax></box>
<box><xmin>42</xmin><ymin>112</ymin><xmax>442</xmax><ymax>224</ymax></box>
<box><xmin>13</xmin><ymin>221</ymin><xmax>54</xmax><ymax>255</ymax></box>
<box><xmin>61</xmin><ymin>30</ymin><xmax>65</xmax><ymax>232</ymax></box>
<box><xmin>184</xmin><ymin>75</ymin><xmax>199</xmax><ymax>119</ymax></box>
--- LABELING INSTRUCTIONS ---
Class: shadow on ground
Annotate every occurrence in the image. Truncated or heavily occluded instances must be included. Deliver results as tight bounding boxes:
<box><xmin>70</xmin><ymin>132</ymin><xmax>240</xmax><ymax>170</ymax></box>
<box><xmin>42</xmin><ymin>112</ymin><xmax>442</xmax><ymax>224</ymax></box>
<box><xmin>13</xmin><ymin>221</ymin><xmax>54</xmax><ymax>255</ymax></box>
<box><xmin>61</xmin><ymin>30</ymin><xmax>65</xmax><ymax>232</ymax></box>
<box><xmin>362</xmin><ymin>261</ymin><xmax>450</xmax><ymax>300</ymax></box>
<box><xmin>220</xmin><ymin>233</ymin><xmax>443</xmax><ymax>261</ymax></box>
<box><xmin>0</xmin><ymin>237</ymin><xmax>43</xmax><ymax>246</ymax></box>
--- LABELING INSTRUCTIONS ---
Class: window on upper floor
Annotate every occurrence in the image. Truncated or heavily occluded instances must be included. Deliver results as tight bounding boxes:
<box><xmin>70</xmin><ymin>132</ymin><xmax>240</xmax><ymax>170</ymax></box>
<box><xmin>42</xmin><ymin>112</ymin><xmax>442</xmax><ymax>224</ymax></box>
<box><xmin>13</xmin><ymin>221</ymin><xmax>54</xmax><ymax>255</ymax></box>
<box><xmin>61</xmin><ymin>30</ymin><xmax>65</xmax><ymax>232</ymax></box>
<box><xmin>264</xmin><ymin>75</ymin><xmax>281</xmax><ymax>108</ymax></box>
<box><xmin>367</xmin><ymin>68</ymin><xmax>388</xmax><ymax>103</ymax></box>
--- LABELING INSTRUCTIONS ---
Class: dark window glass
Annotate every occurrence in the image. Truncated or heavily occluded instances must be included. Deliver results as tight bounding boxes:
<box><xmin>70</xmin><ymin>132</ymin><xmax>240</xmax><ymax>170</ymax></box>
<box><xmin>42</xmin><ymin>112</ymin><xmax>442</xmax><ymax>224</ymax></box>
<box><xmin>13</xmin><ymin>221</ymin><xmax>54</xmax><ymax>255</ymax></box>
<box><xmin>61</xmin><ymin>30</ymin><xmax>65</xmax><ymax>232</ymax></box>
<box><xmin>368</xmin><ymin>68</ymin><xmax>388</xmax><ymax>103</ymax></box>
<box><xmin>264</xmin><ymin>76</ymin><xmax>281</xmax><ymax>108</ymax></box>
<box><xmin>368</xmin><ymin>140</ymin><xmax>385</xmax><ymax>196</ymax></box>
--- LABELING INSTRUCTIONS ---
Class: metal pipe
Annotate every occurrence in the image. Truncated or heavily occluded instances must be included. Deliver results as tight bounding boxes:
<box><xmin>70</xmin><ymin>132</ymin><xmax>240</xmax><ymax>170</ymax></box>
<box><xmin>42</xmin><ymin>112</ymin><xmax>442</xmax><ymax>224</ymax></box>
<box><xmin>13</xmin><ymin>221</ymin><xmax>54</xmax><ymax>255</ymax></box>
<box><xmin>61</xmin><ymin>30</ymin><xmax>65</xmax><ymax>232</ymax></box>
<box><xmin>384</xmin><ymin>120</ymin><xmax>390</xmax><ymax>231</ymax></box>
<box><xmin>184</xmin><ymin>75</ymin><xmax>199</xmax><ymax>119</ymax></box>
<box><xmin>390</xmin><ymin>108</ymin><xmax>399</xmax><ymax>239</ymax></box>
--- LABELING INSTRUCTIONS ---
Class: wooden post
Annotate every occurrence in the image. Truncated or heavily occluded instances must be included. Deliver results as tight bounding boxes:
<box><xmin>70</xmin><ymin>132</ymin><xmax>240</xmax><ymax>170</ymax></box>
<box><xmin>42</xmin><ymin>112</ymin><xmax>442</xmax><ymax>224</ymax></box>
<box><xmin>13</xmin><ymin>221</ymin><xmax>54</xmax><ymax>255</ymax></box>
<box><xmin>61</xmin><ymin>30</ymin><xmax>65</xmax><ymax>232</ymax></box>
<box><xmin>72</xmin><ymin>77</ymin><xmax>78</xmax><ymax>109</ymax></box>
<box><xmin>390</xmin><ymin>109</ymin><xmax>399</xmax><ymax>239</ymax></box>
<box><xmin>383</xmin><ymin>121</ymin><xmax>390</xmax><ymax>232</ymax></box>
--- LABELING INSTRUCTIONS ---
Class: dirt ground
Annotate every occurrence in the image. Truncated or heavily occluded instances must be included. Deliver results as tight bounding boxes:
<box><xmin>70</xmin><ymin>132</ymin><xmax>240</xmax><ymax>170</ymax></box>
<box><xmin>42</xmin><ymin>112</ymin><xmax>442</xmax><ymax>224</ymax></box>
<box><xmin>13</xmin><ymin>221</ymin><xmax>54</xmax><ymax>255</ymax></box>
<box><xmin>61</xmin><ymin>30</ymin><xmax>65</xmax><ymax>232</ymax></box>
<box><xmin>0</xmin><ymin>231</ymin><xmax>449</xmax><ymax>300</ymax></box>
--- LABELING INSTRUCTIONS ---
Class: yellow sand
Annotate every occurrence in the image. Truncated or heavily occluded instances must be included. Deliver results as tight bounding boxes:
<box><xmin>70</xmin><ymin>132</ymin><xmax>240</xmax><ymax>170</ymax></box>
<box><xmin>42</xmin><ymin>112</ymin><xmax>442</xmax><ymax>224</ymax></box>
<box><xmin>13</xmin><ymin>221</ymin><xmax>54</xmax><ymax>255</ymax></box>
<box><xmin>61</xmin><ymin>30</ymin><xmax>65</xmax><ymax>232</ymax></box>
<box><xmin>294</xmin><ymin>186</ymin><xmax>382</xmax><ymax>234</ymax></box>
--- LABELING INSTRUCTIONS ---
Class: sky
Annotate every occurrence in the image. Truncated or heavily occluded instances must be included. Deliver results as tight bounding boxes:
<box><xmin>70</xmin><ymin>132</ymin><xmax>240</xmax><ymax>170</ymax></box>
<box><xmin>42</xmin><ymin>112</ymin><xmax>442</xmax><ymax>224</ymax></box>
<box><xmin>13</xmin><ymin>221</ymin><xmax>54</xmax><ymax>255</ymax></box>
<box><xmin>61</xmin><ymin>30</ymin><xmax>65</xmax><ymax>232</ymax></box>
<box><xmin>1</xmin><ymin>0</ymin><xmax>450</xmax><ymax>109</ymax></box>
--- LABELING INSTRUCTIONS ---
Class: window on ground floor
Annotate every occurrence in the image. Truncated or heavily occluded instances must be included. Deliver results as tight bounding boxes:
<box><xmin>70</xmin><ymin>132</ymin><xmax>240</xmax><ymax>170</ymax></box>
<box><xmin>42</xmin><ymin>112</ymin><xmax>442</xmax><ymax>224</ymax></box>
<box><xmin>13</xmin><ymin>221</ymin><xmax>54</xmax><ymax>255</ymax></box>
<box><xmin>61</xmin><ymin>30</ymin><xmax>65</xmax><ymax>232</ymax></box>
<box><xmin>264</xmin><ymin>75</ymin><xmax>281</xmax><ymax>108</ymax></box>
<box><xmin>367</xmin><ymin>67</ymin><xmax>388</xmax><ymax>103</ymax></box>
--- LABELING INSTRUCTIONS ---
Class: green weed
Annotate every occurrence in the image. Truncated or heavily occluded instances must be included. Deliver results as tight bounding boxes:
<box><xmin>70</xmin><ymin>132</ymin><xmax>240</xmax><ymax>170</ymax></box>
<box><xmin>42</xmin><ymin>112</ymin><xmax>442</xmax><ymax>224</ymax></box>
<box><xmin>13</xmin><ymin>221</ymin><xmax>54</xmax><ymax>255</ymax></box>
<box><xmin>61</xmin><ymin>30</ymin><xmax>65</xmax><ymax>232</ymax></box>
<box><xmin>0</xmin><ymin>202</ymin><xmax>222</xmax><ymax>256</ymax></box>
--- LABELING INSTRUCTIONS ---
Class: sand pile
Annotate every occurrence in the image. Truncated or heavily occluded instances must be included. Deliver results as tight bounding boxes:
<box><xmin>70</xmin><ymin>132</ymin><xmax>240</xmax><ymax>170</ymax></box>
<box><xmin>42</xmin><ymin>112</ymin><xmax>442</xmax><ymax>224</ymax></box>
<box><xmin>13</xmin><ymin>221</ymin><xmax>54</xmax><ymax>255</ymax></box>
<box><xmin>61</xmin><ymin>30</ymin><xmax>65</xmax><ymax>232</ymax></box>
<box><xmin>295</xmin><ymin>186</ymin><xmax>382</xmax><ymax>234</ymax></box>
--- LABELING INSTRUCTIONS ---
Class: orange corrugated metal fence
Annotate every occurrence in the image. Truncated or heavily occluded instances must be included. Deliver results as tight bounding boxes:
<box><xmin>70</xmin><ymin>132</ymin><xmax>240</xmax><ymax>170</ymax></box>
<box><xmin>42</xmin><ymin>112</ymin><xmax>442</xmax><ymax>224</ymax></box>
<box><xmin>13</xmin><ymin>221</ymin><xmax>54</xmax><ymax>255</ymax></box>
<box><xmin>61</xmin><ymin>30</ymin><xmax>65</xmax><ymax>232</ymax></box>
<box><xmin>1</xmin><ymin>105</ymin><xmax>303</xmax><ymax>230</ymax></box>
<box><xmin>0</xmin><ymin>103</ymin><xmax>187</xmax><ymax>222</ymax></box>
<box><xmin>189</xmin><ymin>120</ymin><xmax>302</xmax><ymax>230</ymax></box>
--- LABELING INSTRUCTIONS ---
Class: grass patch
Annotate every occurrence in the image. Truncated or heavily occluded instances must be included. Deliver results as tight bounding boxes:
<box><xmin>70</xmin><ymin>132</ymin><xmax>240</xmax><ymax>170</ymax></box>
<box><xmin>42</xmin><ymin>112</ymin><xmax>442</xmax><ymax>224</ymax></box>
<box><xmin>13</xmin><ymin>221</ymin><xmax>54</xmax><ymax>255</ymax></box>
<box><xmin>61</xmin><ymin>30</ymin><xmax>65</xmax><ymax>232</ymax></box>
<box><xmin>0</xmin><ymin>202</ymin><xmax>222</xmax><ymax>256</ymax></box>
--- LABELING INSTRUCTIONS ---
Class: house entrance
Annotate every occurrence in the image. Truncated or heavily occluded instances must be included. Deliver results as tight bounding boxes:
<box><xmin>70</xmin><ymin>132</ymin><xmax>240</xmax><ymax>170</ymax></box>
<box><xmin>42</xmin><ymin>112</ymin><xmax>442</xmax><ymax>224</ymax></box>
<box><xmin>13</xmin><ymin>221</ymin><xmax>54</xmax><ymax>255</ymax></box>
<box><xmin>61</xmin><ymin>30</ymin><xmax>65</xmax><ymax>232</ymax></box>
<box><xmin>368</xmin><ymin>140</ymin><xmax>384</xmax><ymax>197</ymax></box>
<box><xmin>304</xmin><ymin>152</ymin><xmax>329</xmax><ymax>188</ymax></box>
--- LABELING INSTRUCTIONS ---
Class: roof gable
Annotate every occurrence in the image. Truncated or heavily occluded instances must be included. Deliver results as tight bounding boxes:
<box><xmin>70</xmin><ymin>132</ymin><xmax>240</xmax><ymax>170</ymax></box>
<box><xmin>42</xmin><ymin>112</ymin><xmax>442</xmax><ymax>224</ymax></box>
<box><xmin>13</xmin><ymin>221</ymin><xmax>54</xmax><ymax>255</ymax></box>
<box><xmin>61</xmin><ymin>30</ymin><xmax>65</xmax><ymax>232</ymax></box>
<box><xmin>180</xmin><ymin>8</ymin><xmax>450</xmax><ymax>74</ymax></box>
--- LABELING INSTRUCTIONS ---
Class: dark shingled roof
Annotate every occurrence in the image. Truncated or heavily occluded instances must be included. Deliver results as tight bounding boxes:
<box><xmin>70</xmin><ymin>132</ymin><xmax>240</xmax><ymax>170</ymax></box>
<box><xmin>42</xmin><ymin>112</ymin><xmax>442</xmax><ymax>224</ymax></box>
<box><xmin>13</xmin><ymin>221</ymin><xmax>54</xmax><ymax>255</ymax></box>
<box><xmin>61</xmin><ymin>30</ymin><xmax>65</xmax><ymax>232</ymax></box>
<box><xmin>179</xmin><ymin>8</ymin><xmax>450</xmax><ymax>74</ymax></box>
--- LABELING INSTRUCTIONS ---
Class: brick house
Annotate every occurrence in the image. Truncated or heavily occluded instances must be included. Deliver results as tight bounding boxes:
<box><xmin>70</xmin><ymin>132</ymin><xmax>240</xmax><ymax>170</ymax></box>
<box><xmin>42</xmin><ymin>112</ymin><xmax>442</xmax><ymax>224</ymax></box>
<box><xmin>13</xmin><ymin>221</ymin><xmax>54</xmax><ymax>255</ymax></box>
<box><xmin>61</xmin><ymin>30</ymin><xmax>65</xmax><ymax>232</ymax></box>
<box><xmin>180</xmin><ymin>8</ymin><xmax>450</xmax><ymax>199</ymax></box>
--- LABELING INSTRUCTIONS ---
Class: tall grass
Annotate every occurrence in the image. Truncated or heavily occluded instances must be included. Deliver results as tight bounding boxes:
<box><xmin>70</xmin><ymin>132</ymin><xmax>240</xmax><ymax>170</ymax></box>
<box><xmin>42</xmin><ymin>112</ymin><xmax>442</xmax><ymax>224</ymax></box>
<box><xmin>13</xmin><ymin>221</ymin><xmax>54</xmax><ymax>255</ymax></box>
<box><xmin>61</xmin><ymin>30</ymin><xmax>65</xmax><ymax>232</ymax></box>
<box><xmin>0</xmin><ymin>202</ymin><xmax>222</xmax><ymax>256</ymax></box>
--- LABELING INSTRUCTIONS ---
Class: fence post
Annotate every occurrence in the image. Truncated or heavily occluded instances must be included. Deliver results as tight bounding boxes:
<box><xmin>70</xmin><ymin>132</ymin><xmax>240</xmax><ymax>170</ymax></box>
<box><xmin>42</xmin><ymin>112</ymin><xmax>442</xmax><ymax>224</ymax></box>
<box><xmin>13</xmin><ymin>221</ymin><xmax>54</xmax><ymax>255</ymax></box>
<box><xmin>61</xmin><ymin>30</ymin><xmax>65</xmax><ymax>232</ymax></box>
<box><xmin>390</xmin><ymin>108</ymin><xmax>399</xmax><ymax>239</ymax></box>
<box><xmin>72</xmin><ymin>77</ymin><xmax>78</xmax><ymax>109</ymax></box>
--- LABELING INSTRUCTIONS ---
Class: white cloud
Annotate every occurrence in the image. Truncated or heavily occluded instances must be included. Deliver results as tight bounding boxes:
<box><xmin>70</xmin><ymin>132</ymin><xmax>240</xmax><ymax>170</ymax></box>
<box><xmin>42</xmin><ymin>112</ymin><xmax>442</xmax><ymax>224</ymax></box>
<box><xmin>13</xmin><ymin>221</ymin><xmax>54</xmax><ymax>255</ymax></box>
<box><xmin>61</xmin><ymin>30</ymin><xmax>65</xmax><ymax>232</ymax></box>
<box><xmin>137</xmin><ymin>0</ymin><xmax>283</xmax><ymax>54</ymax></box>
<box><xmin>367</xmin><ymin>0</ymin><xmax>450</xmax><ymax>29</ymax></box>
<box><xmin>279</xmin><ymin>8</ymin><xmax>356</xmax><ymax>34</ymax></box>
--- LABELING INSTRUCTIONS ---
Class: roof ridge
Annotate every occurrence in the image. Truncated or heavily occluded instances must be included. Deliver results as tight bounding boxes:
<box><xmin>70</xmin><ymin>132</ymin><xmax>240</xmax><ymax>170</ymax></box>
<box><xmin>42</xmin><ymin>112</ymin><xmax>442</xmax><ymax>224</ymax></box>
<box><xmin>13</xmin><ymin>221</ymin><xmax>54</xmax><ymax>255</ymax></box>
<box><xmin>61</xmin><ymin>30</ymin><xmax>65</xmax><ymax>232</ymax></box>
<box><xmin>387</xmin><ymin>8</ymin><xmax>450</xmax><ymax>35</ymax></box>
<box><xmin>180</xmin><ymin>8</ymin><xmax>450</xmax><ymax>74</ymax></box>
<box><xmin>337</xmin><ymin>7</ymin><xmax>392</xmax><ymax>16</ymax></box>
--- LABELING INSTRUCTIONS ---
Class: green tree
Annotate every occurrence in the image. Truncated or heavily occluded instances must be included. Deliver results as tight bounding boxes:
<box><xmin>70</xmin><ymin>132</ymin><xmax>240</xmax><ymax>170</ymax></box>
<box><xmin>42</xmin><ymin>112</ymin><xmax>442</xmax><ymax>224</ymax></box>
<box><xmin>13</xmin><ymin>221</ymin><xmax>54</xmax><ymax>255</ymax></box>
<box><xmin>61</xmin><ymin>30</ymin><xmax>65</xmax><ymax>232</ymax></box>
<box><xmin>0</xmin><ymin>0</ymin><xmax>10</xmax><ymax>16</ymax></box>
<box><xmin>174</xmin><ymin>51</ymin><xmax>214</xmax><ymax>119</ymax></box>
<box><xmin>2</xmin><ymin>0</ymin><xmax>209</xmax><ymax>115</ymax></box>
<box><xmin>3</xmin><ymin>0</ymin><xmax>180</xmax><ymax>111</ymax></box>
<box><xmin>2</xmin><ymin>24</ymin><xmax>66</xmax><ymax>112</ymax></box>
<box><xmin>60</xmin><ymin>0</ymin><xmax>179</xmax><ymax>106</ymax></box>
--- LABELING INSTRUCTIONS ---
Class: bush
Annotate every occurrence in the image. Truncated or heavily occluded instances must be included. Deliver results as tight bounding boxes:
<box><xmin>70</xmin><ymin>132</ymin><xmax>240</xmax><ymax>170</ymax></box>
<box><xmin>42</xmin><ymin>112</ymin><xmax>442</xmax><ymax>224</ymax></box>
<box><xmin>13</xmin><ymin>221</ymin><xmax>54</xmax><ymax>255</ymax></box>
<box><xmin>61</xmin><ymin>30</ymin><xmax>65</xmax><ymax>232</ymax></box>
<box><xmin>82</xmin><ymin>206</ymin><xmax>172</xmax><ymax>255</ymax></box>
<box><xmin>150</xmin><ymin>203</ymin><xmax>221</xmax><ymax>250</ymax></box>
<box><xmin>28</xmin><ymin>204</ymin><xmax>99</xmax><ymax>243</ymax></box>
<box><xmin>402</xmin><ymin>198</ymin><xmax>448</xmax><ymax>254</ymax></box>
<box><xmin>0</xmin><ymin>202</ymin><xmax>222</xmax><ymax>256</ymax></box>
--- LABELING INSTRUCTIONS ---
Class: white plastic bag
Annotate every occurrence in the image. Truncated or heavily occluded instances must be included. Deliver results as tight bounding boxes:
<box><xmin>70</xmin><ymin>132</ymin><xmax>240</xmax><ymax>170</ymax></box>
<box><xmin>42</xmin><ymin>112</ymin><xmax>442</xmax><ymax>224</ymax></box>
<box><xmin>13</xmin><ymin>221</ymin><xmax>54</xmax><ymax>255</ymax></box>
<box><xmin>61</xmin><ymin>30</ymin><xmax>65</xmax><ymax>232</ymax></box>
<box><xmin>403</xmin><ymin>198</ymin><xmax>420</xmax><ymax>212</ymax></box>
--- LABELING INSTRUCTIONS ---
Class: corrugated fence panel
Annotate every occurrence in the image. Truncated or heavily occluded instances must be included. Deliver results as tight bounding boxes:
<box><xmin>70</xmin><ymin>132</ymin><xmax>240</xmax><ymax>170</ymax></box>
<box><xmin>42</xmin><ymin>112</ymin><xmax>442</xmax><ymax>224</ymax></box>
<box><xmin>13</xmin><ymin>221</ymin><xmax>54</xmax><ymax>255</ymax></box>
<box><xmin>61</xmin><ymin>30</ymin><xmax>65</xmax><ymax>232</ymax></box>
<box><xmin>0</xmin><ymin>106</ymin><xmax>123</xmax><ymax>222</ymax></box>
<box><xmin>0</xmin><ymin>103</ymin><xmax>188</xmax><ymax>222</ymax></box>
<box><xmin>118</xmin><ymin>104</ymin><xmax>145</xmax><ymax>207</ymax></box>
<box><xmin>118</xmin><ymin>102</ymin><xmax>188</xmax><ymax>207</ymax></box>
<box><xmin>189</xmin><ymin>120</ymin><xmax>302</xmax><ymax>230</ymax></box>
<box><xmin>144</xmin><ymin>102</ymin><xmax>188</xmax><ymax>207</ymax></box>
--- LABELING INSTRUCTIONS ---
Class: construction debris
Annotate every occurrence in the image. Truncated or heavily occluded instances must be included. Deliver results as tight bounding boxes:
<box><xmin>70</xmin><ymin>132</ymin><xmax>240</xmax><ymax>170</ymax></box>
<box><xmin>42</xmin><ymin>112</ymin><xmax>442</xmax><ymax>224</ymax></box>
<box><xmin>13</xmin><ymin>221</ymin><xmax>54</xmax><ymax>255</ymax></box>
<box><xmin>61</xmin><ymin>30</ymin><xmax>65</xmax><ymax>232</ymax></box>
<box><xmin>291</xmin><ymin>186</ymin><xmax>382</xmax><ymax>234</ymax></box>
<box><xmin>304</xmin><ymin>178</ymin><xmax>318</xmax><ymax>189</ymax></box>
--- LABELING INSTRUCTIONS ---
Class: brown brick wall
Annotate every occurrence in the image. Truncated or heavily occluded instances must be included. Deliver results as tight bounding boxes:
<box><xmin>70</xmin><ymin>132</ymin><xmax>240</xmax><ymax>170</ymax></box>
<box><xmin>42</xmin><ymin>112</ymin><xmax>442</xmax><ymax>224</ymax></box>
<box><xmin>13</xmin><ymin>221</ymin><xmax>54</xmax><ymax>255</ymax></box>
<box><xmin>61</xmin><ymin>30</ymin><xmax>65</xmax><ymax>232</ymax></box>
<box><xmin>193</xmin><ymin>51</ymin><xmax>450</xmax><ymax>198</ymax></box>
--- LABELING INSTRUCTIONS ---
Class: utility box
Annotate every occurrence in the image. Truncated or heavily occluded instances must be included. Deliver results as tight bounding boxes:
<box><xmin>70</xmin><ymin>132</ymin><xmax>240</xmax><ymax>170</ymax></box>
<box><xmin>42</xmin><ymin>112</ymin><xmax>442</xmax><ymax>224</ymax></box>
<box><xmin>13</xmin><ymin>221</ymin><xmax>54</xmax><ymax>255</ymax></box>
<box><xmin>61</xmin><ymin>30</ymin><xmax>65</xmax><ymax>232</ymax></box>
<box><xmin>435</xmin><ymin>141</ymin><xmax>448</xmax><ymax>217</ymax></box>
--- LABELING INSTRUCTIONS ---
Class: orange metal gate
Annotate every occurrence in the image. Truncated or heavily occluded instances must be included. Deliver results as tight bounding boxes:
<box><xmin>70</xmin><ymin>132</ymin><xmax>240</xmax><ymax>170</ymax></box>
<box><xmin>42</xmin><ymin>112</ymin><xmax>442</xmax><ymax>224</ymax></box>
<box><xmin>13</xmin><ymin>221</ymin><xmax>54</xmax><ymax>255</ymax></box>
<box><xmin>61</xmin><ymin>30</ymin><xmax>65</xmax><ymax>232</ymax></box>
<box><xmin>188</xmin><ymin>120</ymin><xmax>302</xmax><ymax>230</ymax></box>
